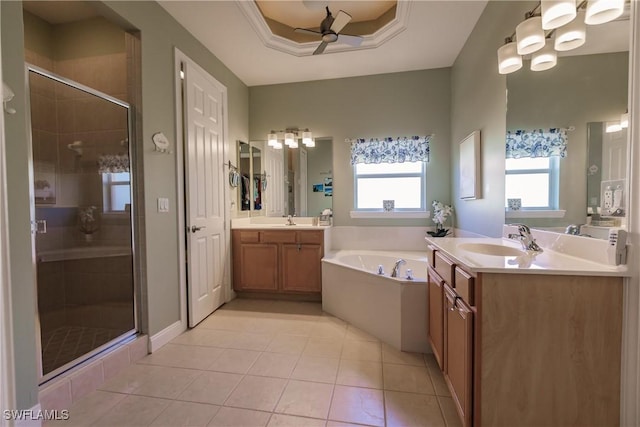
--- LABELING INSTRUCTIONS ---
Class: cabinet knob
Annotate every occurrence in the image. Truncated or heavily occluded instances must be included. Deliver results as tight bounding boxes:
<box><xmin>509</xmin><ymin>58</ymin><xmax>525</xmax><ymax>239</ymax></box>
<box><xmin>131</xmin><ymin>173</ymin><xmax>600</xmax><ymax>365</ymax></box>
<box><xmin>450</xmin><ymin>295</ymin><xmax>461</xmax><ymax>311</ymax></box>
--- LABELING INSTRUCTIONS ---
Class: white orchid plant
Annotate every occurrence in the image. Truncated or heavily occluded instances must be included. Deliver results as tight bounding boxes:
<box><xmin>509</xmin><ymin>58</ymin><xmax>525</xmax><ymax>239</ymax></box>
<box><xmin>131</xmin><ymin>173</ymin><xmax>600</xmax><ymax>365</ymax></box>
<box><xmin>428</xmin><ymin>200</ymin><xmax>453</xmax><ymax>237</ymax></box>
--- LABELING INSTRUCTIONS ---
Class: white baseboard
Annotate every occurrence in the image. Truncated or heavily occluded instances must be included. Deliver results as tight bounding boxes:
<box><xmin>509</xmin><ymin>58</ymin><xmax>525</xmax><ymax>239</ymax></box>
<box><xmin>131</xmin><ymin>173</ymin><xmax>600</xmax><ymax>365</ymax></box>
<box><xmin>13</xmin><ymin>404</ymin><xmax>42</xmax><ymax>427</ymax></box>
<box><xmin>149</xmin><ymin>320</ymin><xmax>185</xmax><ymax>353</ymax></box>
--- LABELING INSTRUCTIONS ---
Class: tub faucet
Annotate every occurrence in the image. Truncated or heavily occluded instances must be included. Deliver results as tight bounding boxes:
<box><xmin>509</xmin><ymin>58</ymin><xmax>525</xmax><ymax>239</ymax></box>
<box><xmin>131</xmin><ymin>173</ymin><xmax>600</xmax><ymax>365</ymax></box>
<box><xmin>507</xmin><ymin>223</ymin><xmax>543</xmax><ymax>252</ymax></box>
<box><xmin>390</xmin><ymin>259</ymin><xmax>406</xmax><ymax>278</ymax></box>
<box><xmin>565</xmin><ymin>224</ymin><xmax>583</xmax><ymax>235</ymax></box>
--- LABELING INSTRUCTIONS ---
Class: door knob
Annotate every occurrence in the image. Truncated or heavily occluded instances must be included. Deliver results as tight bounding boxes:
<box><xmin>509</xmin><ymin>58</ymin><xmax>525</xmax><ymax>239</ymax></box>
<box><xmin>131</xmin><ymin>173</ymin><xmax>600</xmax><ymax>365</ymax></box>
<box><xmin>190</xmin><ymin>225</ymin><xmax>206</xmax><ymax>233</ymax></box>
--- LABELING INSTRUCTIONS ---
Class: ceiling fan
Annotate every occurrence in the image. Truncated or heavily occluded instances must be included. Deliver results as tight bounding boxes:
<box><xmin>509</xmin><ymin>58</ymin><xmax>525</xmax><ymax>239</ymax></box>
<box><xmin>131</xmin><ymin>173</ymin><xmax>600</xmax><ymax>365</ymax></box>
<box><xmin>294</xmin><ymin>6</ymin><xmax>364</xmax><ymax>55</ymax></box>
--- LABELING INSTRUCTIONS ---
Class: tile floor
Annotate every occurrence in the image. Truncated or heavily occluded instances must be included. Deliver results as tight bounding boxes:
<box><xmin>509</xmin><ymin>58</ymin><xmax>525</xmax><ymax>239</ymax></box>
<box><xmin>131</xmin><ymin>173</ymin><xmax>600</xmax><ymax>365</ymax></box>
<box><xmin>44</xmin><ymin>299</ymin><xmax>460</xmax><ymax>427</ymax></box>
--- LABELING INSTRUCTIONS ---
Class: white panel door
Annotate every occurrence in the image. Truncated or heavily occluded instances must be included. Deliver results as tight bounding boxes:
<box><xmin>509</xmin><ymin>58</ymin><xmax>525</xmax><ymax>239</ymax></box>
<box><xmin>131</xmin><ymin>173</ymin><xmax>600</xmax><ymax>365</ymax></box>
<box><xmin>184</xmin><ymin>61</ymin><xmax>225</xmax><ymax>327</ymax></box>
<box><xmin>264</xmin><ymin>145</ymin><xmax>284</xmax><ymax>217</ymax></box>
<box><xmin>602</xmin><ymin>128</ymin><xmax>627</xmax><ymax>181</ymax></box>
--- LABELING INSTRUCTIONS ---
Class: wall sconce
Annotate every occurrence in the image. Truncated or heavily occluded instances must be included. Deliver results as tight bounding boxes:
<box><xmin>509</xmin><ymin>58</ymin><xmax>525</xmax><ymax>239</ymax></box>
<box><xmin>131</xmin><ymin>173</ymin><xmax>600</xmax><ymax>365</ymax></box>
<box><xmin>267</xmin><ymin>128</ymin><xmax>314</xmax><ymax>150</ymax></box>
<box><xmin>498</xmin><ymin>0</ymin><xmax>626</xmax><ymax>75</ymax></box>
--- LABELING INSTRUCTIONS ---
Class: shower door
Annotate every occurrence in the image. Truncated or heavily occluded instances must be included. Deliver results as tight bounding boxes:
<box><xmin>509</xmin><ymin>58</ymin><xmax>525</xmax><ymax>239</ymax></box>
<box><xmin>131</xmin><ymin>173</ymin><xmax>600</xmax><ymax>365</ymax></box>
<box><xmin>27</xmin><ymin>65</ymin><xmax>137</xmax><ymax>382</ymax></box>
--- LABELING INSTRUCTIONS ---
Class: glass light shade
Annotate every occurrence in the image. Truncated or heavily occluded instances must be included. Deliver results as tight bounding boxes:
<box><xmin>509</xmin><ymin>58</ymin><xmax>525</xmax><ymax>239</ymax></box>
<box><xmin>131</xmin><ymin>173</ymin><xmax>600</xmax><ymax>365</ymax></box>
<box><xmin>531</xmin><ymin>40</ymin><xmax>557</xmax><ymax>71</ymax></box>
<box><xmin>267</xmin><ymin>132</ymin><xmax>278</xmax><ymax>147</ymax></box>
<box><xmin>274</xmin><ymin>141</ymin><xmax>283</xmax><ymax>149</ymax></box>
<box><xmin>585</xmin><ymin>0</ymin><xmax>624</xmax><ymax>25</ymax></box>
<box><xmin>497</xmin><ymin>42</ymin><xmax>522</xmax><ymax>74</ymax></box>
<box><xmin>621</xmin><ymin>112</ymin><xmax>629</xmax><ymax>128</ymax></box>
<box><xmin>289</xmin><ymin>139</ymin><xmax>299</xmax><ymax>149</ymax></box>
<box><xmin>284</xmin><ymin>132</ymin><xmax>295</xmax><ymax>146</ymax></box>
<box><xmin>302</xmin><ymin>130</ymin><xmax>313</xmax><ymax>145</ymax></box>
<box><xmin>305</xmin><ymin>138</ymin><xmax>316</xmax><ymax>148</ymax></box>
<box><xmin>541</xmin><ymin>0</ymin><xmax>577</xmax><ymax>29</ymax></box>
<box><xmin>554</xmin><ymin>11</ymin><xmax>586</xmax><ymax>51</ymax></box>
<box><xmin>516</xmin><ymin>16</ymin><xmax>545</xmax><ymax>55</ymax></box>
<box><xmin>606</xmin><ymin>121</ymin><xmax>622</xmax><ymax>133</ymax></box>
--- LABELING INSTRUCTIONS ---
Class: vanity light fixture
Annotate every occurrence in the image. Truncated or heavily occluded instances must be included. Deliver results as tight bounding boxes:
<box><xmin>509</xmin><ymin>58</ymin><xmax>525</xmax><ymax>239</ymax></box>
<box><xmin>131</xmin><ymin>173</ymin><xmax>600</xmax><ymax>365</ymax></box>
<box><xmin>606</xmin><ymin>121</ymin><xmax>622</xmax><ymax>133</ymax></box>
<box><xmin>268</xmin><ymin>131</ymin><xmax>278</xmax><ymax>147</ymax></box>
<box><xmin>516</xmin><ymin>14</ymin><xmax>546</xmax><ymax>54</ymax></box>
<box><xmin>268</xmin><ymin>128</ymin><xmax>314</xmax><ymax>149</ymax></box>
<box><xmin>531</xmin><ymin>38</ymin><xmax>558</xmax><ymax>71</ymax></box>
<box><xmin>302</xmin><ymin>129</ymin><xmax>313</xmax><ymax>145</ymax></box>
<box><xmin>541</xmin><ymin>0</ymin><xmax>577</xmax><ymax>29</ymax></box>
<box><xmin>498</xmin><ymin>37</ymin><xmax>523</xmax><ymax>74</ymax></box>
<box><xmin>284</xmin><ymin>131</ymin><xmax>295</xmax><ymax>147</ymax></box>
<box><xmin>554</xmin><ymin>10</ymin><xmax>587</xmax><ymax>51</ymax></box>
<box><xmin>585</xmin><ymin>0</ymin><xmax>624</xmax><ymax>25</ymax></box>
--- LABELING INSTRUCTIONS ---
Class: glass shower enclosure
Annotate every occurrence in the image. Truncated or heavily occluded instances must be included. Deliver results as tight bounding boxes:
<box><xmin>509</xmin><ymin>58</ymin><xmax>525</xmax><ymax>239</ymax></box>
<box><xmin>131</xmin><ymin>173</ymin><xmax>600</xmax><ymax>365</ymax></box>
<box><xmin>27</xmin><ymin>65</ymin><xmax>137</xmax><ymax>382</ymax></box>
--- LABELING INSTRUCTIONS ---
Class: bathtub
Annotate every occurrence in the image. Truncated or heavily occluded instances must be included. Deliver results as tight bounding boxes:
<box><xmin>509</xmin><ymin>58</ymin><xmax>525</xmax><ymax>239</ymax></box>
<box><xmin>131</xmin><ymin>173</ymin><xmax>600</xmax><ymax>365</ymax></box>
<box><xmin>322</xmin><ymin>250</ymin><xmax>431</xmax><ymax>353</ymax></box>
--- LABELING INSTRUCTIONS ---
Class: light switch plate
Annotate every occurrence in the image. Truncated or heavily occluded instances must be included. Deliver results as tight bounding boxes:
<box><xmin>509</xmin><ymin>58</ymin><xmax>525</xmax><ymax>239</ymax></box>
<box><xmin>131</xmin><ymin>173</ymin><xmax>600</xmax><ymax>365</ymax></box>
<box><xmin>158</xmin><ymin>197</ymin><xmax>169</xmax><ymax>213</ymax></box>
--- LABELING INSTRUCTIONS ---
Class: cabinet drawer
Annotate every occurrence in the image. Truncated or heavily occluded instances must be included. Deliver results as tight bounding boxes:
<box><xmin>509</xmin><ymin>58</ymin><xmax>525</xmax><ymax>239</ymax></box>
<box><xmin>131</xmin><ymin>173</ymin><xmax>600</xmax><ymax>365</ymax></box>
<box><xmin>238</xmin><ymin>231</ymin><xmax>260</xmax><ymax>243</ymax></box>
<box><xmin>434</xmin><ymin>251</ymin><xmax>455</xmax><ymax>285</ymax></box>
<box><xmin>427</xmin><ymin>245</ymin><xmax>437</xmax><ymax>269</ymax></box>
<box><xmin>455</xmin><ymin>267</ymin><xmax>475</xmax><ymax>306</ymax></box>
<box><xmin>260</xmin><ymin>230</ymin><xmax>296</xmax><ymax>243</ymax></box>
<box><xmin>298</xmin><ymin>231</ymin><xmax>323</xmax><ymax>245</ymax></box>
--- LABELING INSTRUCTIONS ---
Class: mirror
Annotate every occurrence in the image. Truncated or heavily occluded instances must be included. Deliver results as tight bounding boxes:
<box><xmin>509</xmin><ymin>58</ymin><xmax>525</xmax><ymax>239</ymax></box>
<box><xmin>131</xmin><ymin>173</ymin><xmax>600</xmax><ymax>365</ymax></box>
<box><xmin>252</xmin><ymin>145</ymin><xmax>262</xmax><ymax>211</ymax></box>
<box><xmin>505</xmin><ymin>18</ymin><xmax>629</xmax><ymax>238</ymax></box>
<box><xmin>237</xmin><ymin>140</ymin><xmax>265</xmax><ymax>214</ymax></box>
<box><xmin>238</xmin><ymin>141</ymin><xmax>251</xmax><ymax>211</ymax></box>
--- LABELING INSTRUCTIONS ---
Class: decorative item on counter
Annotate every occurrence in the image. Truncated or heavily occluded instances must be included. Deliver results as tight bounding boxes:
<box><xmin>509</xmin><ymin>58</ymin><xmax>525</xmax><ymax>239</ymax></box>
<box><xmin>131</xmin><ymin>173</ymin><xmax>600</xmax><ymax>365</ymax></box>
<box><xmin>382</xmin><ymin>200</ymin><xmax>395</xmax><ymax>212</ymax></box>
<box><xmin>78</xmin><ymin>206</ymin><xmax>100</xmax><ymax>242</ymax></box>
<box><xmin>427</xmin><ymin>200</ymin><xmax>453</xmax><ymax>237</ymax></box>
<box><xmin>319</xmin><ymin>208</ymin><xmax>332</xmax><ymax>226</ymax></box>
<box><xmin>507</xmin><ymin>198</ymin><xmax>522</xmax><ymax>211</ymax></box>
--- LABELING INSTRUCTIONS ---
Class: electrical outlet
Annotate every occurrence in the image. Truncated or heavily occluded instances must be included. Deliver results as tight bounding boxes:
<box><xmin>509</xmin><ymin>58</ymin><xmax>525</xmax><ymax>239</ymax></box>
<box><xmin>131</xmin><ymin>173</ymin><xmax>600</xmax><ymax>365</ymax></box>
<box><xmin>158</xmin><ymin>197</ymin><xmax>169</xmax><ymax>213</ymax></box>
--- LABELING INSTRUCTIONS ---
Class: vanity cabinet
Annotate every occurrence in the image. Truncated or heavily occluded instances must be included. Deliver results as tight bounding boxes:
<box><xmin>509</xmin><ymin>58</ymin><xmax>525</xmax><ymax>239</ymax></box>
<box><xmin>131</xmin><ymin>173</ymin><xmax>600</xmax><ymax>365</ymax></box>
<box><xmin>232</xmin><ymin>229</ymin><xmax>324</xmax><ymax>295</ymax></box>
<box><xmin>426</xmin><ymin>247</ymin><xmax>622</xmax><ymax>427</ymax></box>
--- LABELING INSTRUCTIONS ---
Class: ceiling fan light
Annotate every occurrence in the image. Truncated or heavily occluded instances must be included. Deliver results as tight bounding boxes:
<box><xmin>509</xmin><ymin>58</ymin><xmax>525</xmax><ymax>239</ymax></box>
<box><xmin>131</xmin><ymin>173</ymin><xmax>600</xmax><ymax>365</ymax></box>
<box><xmin>554</xmin><ymin>11</ymin><xmax>587</xmax><ymax>51</ymax></box>
<box><xmin>268</xmin><ymin>131</ymin><xmax>278</xmax><ymax>147</ymax></box>
<box><xmin>585</xmin><ymin>0</ymin><xmax>624</xmax><ymax>25</ymax></box>
<box><xmin>284</xmin><ymin>132</ymin><xmax>295</xmax><ymax>146</ymax></box>
<box><xmin>497</xmin><ymin>41</ymin><xmax>522</xmax><ymax>74</ymax></box>
<box><xmin>621</xmin><ymin>112</ymin><xmax>629</xmax><ymax>128</ymax></box>
<box><xmin>302</xmin><ymin>130</ymin><xmax>313</xmax><ymax>145</ymax></box>
<box><xmin>531</xmin><ymin>39</ymin><xmax>557</xmax><ymax>71</ymax></box>
<box><xmin>516</xmin><ymin>16</ymin><xmax>545</xmax><ymax>55</ymax></box>
<box><xmin>541</xmin><ymin>0</ymin><xmax>577</xmax><ymax>29</ymax></box>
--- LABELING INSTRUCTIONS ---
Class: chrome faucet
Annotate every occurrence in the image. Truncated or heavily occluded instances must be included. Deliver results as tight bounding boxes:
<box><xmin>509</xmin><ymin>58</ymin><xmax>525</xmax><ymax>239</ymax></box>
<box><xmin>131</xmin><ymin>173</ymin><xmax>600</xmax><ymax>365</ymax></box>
<box><xmin>390</xmin><ymin>259</ymin><xmax>406</xmax><ymax>278</ymax></box>
<box><xmin>286</xmin><ymin>215</ymin><xmax>296</xmax><ymax>226</ymax></box>
<box><xmin>508</xmin><ymin>224</ymin><xmax>543</xmax><ymax>252</ymax></box>
<box><xmin>565</xmin><ymin>224</ymin><xmax>583</xmax><ymax>235</ymax></box>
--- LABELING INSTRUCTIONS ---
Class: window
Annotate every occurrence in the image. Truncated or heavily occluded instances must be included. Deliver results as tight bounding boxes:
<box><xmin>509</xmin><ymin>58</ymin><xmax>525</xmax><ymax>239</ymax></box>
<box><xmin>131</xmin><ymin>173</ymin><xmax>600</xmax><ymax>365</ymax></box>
<box><xmin>354</xmin><ymin>162</ymin><xmax>425</xmax><ymax>211</ymax></box>
<box><xmin>505</xmin><ymin>157</ymin><xmax>559</xmax><ymax>209</ymax></box>
<box><xmin>102</xmin><ymin>172</ymin><xmax>131</xmax><ymax>212</ymax></box>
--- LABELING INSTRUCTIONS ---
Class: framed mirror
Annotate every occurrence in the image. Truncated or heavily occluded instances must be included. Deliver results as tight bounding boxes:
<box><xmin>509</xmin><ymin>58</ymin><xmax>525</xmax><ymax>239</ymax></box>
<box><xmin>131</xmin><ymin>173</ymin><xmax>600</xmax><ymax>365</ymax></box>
<box><xmin>504</xmin><ymin>17</ymin><xmax>629</xmax><ymax>239</ymax></box>
<box><xmin>237</xmin><ymin>140</ymin><xmax>265</xmax><ymax>215</ymax></box>
<box><xmin>238</xmin><ymin>141</ymin><xmax>251</xmax><ymax>211</ymax></box>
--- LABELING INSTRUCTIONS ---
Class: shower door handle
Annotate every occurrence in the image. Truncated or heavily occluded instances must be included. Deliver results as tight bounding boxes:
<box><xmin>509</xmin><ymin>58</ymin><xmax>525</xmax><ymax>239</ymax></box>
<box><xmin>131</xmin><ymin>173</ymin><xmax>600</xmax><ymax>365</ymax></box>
<box><xmin>32</xmin><ymin>220</ymin><xmax>47</xmax><ymax>234</ymax></box>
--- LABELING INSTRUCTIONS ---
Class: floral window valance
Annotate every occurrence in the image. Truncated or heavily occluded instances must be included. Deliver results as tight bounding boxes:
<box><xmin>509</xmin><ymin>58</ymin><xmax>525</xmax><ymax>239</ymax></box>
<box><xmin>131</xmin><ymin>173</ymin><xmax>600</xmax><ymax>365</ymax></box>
<box><xmin>98</xmin><ymin>154</ymin><xmax>130</xmax><ymax>174</ymax></box>
<box><xmin>506</xmin><ymin>128</ymin><xmax>568</xmax><ymax>159</ymax></box>
<box><xmin>349</xmin><ymin>136</ymin><xmax>431</xmax><ymax>165</ymax></box>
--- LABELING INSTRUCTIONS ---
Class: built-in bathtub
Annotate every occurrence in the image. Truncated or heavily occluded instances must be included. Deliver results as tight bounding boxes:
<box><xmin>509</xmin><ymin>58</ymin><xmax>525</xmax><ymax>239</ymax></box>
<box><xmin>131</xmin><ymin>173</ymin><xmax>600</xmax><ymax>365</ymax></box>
<box><xmin>322</xmin><ymin>250</ymin><xmax>431</xmax><ymax>353</ymax></box>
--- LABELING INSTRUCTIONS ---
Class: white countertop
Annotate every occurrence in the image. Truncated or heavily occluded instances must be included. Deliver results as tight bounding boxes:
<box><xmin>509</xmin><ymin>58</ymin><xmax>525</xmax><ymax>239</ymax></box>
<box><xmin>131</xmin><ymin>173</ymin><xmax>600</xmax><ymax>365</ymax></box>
<box><xmin>425</xmin><ymin>237</ymin><xmax>629</xmax><ymax>277</ymax></box>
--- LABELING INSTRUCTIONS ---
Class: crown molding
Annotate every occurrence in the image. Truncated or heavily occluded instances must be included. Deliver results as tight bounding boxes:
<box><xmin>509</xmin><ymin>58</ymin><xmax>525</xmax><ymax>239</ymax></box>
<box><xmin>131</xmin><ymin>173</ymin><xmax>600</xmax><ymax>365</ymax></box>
<box><xmin>235</xmin><ymin>1</ymin><xmax>411</xmax><ymax>57</ymax></box>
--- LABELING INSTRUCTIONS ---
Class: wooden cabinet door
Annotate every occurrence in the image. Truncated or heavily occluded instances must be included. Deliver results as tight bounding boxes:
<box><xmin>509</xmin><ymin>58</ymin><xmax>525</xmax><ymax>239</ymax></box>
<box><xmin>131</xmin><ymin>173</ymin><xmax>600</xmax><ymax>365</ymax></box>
<box><xmin>428</xmin><ymin>268</ymin><xmax>445</xmax><ymax>370</ymax></box>
<box><xmin>282</xmin><ymin>244</ymin><xmax>322</xmax><ymax>292</ymax></box>
<box><xmin>445</xmin><ymin>285</ymin><xmax>473</xmax><ymax>427</ymax></box>
<box><xmin>235</xmin><ymin>243</ymin><xmax>279</xmax><ymax>291</ymax></box>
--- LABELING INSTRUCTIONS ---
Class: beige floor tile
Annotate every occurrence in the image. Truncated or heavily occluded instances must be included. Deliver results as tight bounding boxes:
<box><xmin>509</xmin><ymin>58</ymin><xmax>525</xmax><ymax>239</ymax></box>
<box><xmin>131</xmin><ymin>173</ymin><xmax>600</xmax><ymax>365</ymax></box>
<box><xmin>94</xmin><ymin>395</ymin><xmax>170</xmax><ymax>426</ymax></box>
<box><xmin>344</xmin><ymin>325</ymin><xmax>380</xmax><ymax>343</ymax></box>
<box><xmin>198</xmin><ymin>315</ymin><xmax>251</xmax><ymax>332</ymax></box>
<box><xmin>99</xmin><ymin>363</ymin><xmax>157</xmax><ymax>394</ymax></box>
<box><xmin>340</xmin><ymin>340</ymin><xmax>382</xmax><ymax>362</ymax></box>
<box><xmin>383</xmin><ymin>363</ymin><xmax>435</xmax><ymax>394</ymax></box>
<box><xmin>100</xmin><ymin>364</ymin><xmax>199</xmax><ymax>399</ymax></box>
<box><xmin>267</xmin><ymin>414</ymin><xmax>326</xmax><ymax>427</ymax></box>
<box><xmin>207</xmin><ymin>407</ymin><xmax>270</xmax><ymax>427</ymax></box>
<box><xmin>326</xmin><ymin>422</ymin><xmax>375</xmax><ymax>427</ymax></box>
<box><xmin>381</xmin><ymin>343</ymin><xmax>426</xmax><ymax>366</ymax></box>
<box><xmin>291</xmin><ymin>356</ymin><xmax>340</xmax><ymax>384</ymax></box>
<box><xmin>336</xmin><ymin>359</ymin><xmax>383</xmax><ymax>389</ymax></box>
<box><xmin>178</xmin><ymin>371</ymin><xmax>243</xmax><ymax>405</ymax></box>
<box><xmin>248</xmin><ymin>352</ymin><xmax>298</xmax><ymax>378</ymax></box>
<box><xmin>171</xmin><ymin>329</ymin><xmax>236</xmax><ymax>347</ymax></box>
<box><xmin>224</xmin><ymin>375</ymin><xmax>287</xmax><ymax>412</ymax></box>
<box><xmin>207</xmin><ymin>348</ymin><xmax>261</xmax><ymax>374</ymax></box>
<box><xmin>44</xmin><ymin>390</ymin><xmax>125</xmax><ymax>426</ymax></box>
<box><xmin>276</xmin><ymin>319</ymin><xmax>317</xmax><ymax>336</ymax></box>
<box><xmin>227</xmin><ymin>332</ymin><xmax>275</xmax><ymax>351</ymax></box>
<box><xmin>274</xmin><ymin>380</ymin><xmax>334</xmax><ymax>419</ymax></box>
<box><xmin>438</xmin><ymin>396</ymin><xmax>463</xmax><ymax>427</ymax></box>
<box><xmin>139</xmin><ymin>344</ymin><xmax>224</xmax><ymax>370</ymax></box>
<box><xmin>266</xmin><ymin>334</ymin><xmax>309</xmax><ymax>354</ymax></box>
<box><xmin>270</xmin><ymin>301</ymin><xmax>323</xmax><ymax>317</ymax></box>
<box><xmin>150</xmin><ymin>401</ymin><xmax>220</xmax><ymax>426</ymax></box>
<box><xmin>328</xmin><ymin>385</ymin><xmax>384</xmax><ymax>427</ymax></box>
<box><xmin>310</xmin><ymin>322</ymin><xmax>347</xmax><ymax>339</ymax></box>
<box><xmin>424</xmin><ymin>354</ymin><xmax>451</xmax><ymax>397</ymax></box>
<box><xmin>303</xmin><ymin>337</ymin><xmax>344</xmax><ymax>358</ymax></box>
<box><xmin>384</xmin><ymin>390</ymin><xmax>446</xmax><ymax>427</ymax></box>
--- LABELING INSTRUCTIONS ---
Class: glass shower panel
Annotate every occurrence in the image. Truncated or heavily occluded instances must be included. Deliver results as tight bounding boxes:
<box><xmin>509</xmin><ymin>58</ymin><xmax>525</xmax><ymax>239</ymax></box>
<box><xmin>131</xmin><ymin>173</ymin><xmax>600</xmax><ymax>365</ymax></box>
<box><xmin>28</xmin><ymin>67</ymin><xmax>136</xmax><ymax>379</ymax></box>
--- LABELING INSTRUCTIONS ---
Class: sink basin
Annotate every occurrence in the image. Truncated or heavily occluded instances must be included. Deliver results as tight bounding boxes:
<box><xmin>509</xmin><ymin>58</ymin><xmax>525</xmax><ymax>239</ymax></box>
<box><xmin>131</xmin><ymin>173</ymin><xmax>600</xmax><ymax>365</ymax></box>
<box><xmin>458</xmin><ymin>242</ymin><xmax>525</xmax><ymax>257</ymax></box>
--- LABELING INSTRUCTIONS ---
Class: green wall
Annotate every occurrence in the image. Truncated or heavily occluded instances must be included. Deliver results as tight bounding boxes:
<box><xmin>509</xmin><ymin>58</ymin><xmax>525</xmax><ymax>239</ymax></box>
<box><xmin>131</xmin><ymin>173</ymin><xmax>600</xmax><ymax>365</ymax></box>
<box><xmin>2</xmin><ymin>0</ymin><xmax>249</xmax><ymax>410</ymax></box>
<box><xmin>249</xmin><ymin>68</ymin><xmax>452</xmax><ymax>227</ymax></box>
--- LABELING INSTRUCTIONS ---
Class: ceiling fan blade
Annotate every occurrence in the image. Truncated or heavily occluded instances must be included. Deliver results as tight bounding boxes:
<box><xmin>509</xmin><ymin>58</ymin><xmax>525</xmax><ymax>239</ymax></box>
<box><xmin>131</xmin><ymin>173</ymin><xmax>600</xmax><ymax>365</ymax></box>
<box><xmin>295</xmin><ymin>28</ymin><xmax>322</xmax><ymax>36</ymax></box>
<box><xmin>313</xmin><ymin>41</ymin><xmax>328</xmax><ymax>55</ymax></box>
<box><xmin>330</xmin><ymin>10</ymin><xmax>352</xmax><ymax>34</ymax></box>
<box><xmin>338</xmin><ymin>34</ymin><xmax>363</xmax><ymax>47</ymax></box>
<box><xmin>302</xmin><ymin>0</ymin><xmax>326</xmax><ymax>10</ymax></box>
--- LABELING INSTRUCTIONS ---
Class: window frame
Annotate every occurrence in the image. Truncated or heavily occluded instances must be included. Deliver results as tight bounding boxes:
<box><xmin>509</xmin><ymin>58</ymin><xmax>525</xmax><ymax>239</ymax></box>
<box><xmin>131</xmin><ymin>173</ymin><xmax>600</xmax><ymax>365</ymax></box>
<box><xmin>352</xmin><ymin>161</ymin><xmax>427</xmax><ymax>212</ymax></box>
<box><xmin>505</xmin><ymin>156</ymin><xmax>560</xmax><ymax>210</ymax></box>
<box><xmin>102</xmin><ymin>172</ymin><xmax>131</xmax><ymax>214</ymax></box>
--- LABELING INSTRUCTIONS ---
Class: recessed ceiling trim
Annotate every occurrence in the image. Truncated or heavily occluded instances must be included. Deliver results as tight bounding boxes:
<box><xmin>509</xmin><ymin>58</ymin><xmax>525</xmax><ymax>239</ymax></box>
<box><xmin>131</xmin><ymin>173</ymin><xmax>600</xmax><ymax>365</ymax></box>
<box><xmin>235</xmin><ymin>0</ymin><xmax>411</xmax><ymax>57</ymax></box>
